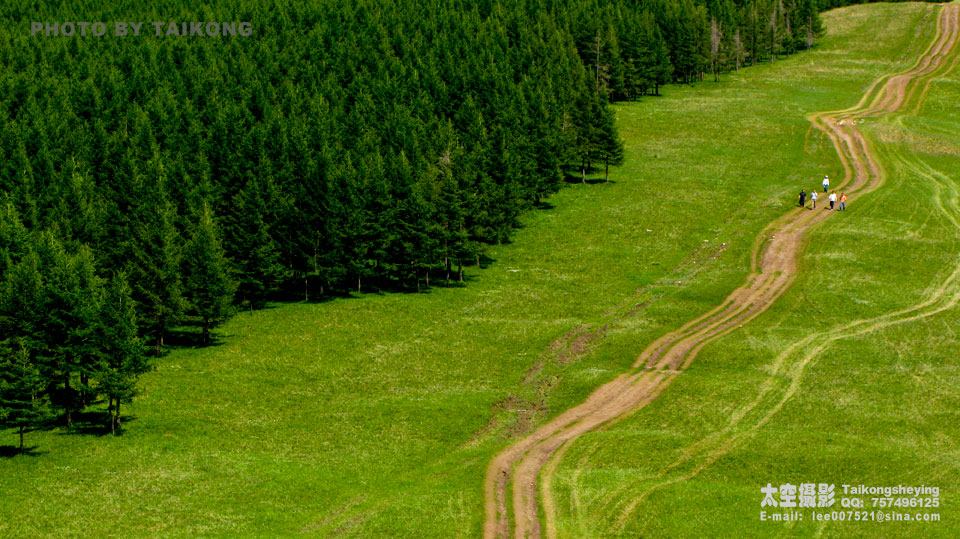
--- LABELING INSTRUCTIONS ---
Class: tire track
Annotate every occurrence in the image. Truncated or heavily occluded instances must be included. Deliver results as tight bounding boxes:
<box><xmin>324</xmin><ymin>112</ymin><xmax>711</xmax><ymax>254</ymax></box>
<box><xmin>593</xmin><ymin>5</ymin><xmax>960</xmax><ymax>532</ymax></box>
<box><xmin>610</xmin><ymin>158</ymin><xmax>960</xmax><ymax>533</ymax></box>
<box><xmin>482</xmin><ymin>5</ymin><xmax>960</xmax><ymax>538</ymax></box>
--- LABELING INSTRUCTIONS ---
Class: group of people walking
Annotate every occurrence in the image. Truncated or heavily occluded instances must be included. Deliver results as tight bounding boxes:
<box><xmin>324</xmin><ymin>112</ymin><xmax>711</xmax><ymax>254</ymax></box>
<box><xmin>798</xmin><ymin>175</ymin><xmax>846</xmax><ymax>211</ymax></box>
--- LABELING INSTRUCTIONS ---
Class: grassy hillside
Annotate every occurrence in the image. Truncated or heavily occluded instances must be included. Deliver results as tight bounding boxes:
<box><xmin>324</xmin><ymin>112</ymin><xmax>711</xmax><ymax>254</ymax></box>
<box><xmin>1</xmin><ymin>3</ymin><xmax>955</xmax><ymax>537</ymax></box>
<box><xmin>549</xmin><ymin>3</ymin><xmax>960</xmax><ymax>537</ymax></box>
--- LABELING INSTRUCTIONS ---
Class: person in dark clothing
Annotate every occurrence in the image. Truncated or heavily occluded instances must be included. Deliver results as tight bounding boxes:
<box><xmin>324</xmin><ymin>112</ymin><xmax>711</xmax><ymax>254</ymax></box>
<box><xmin>798</xmin><ymin>189</ymin><xmax>806</xmax><ymax>207</ymax></box>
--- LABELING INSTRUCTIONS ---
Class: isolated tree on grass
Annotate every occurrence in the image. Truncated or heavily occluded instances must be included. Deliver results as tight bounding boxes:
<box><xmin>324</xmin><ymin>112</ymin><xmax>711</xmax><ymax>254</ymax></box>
<box><xmin>183</xmin><ymin>203</ymin><xmax>235</xmax><ymax>343</ymax></box>
<box><xmin>0</xmin><ymin>341</ymin><xmax>49</xmax><ymax>453</ymax></box>
<box><xmin>95</xmin><ymin>275</ymin><xmax>146</xmax><ymax>435</ymax></box>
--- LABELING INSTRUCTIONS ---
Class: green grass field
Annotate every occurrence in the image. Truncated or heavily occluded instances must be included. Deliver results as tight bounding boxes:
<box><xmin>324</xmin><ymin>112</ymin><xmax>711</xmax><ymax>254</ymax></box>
<box><xmin>2</xmin><ymin>3</ymin><xmax>958</xmax><ymax>537</ymax></box>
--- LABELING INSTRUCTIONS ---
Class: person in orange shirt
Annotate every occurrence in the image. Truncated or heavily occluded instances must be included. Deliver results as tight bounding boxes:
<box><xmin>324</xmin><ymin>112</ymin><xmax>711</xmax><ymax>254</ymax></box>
<box><xmin>839</xmin><ymin>193</ymin><xmax>847</xmax><ymax>211</ymax></box>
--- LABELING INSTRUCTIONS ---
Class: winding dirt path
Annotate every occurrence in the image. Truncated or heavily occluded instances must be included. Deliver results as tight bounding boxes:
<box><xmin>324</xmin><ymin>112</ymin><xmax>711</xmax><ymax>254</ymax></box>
<box><xmin>606</xmin><ymin>159</ymin><xmax>960</xmax><ymax>533</ymax></box>
<box><xmin>482</xmin><ymin>5</ymin><xmax>960</xmax><ymax>538</ymax></box>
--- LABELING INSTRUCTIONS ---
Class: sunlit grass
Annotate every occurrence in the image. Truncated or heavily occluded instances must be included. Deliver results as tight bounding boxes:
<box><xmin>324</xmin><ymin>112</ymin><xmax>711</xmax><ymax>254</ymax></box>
<box><xmin>550</xmin><ymin>4</ymin><xmax>960</xmax><ymax>537</ymax></box>
<box><xmin>1</xmin><ymin>3</ymin><xmax>955</xmax><ymax>537</ymax></box>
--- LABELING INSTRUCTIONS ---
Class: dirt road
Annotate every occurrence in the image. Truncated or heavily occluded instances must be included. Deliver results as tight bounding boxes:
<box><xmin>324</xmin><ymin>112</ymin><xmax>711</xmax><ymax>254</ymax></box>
<box><xmin>483</xmin><ymin>5</ymin><xmax>960</xmax><ymax>538</ymax></box>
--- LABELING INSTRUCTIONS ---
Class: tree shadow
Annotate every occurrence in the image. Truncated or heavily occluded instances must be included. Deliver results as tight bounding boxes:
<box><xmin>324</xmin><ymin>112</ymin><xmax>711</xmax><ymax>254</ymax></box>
<box><xmin>164</xmin><ymin>327</ymin><xmax>228</xmax><ymax>349</ymax></box>
<box><xmin>277</xmin><ymin>286</ymin><xmax>340</xmax><ymax>304</ymax></box>
<box><xmin>309</xmin><ymin>251</ymin><xmax>500</xmax><ymax>297</ymax></box>
<box><xmin>232</xmin><ymin>300</ymin><xmax>281</xmax><ymax>315</ymax></box>
<box><xmin>534</xmin><ymin>200</ymin><xmax>556</xmax><ymax>210</ymax></box>
<box><xmin>55</xmin><ymin>410</ymin><xmax>137</xmax><ymax>437</ymax></box>
<box><xmin>302</xmin><ymin>293</ymin><xmax>347</xmax><ymax>304</ymax></box>
<box><xmin>562</xmin><ymin>169</ymin><xmax>611</xmax><ymax>185</ymax></box>
<box><xmin>0</xmin><ymin>445</ymin><xmax>46</xmax><ymax>458</ymax></box>
<box><xmin>562</xmin><ymin>174</ymin><xmax>588</xmax><ymax>184</ymax></box>
<box><xmin>477</xmin><ymin>253</ymin><xmax>497</xmax><ymax>269</ymax></box>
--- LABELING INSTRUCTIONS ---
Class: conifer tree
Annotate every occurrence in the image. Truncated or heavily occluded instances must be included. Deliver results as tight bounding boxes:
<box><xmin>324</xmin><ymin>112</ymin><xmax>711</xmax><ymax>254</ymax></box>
<box><xmin>226</xmin><ymin>177</ymin><xmax>285</xmax><ymax>308</ymax></box>
<box><xmin>0</xmin><ymin>249</ymin><xmax>45</xmax><ymax>360</ymax></box>
<box><xmin>0</xmin><ymin>0</ymin><xmax>837</xmax><ymax>417</ymax></box>
<box><xmin>0</xmin><ymin>341</ymin><xmax>49</xmax><ymax>453</ymax></box>
<box><xmin>129</xmin><ymin>191</ymin><xmax>185</xmax><ymax>356</ymax></box>
<box><xmin>51</xmin><ymin>160</ymin><xmax>101</xmax><ymax>252</ymax></box>
<box><xmin>572</xmin><ymin>91</ymin><xmax>612</xmax><ymax>183</ymax></box>
<box><xmin>0</xmin><ymin>196</ymin><xmax>29</xmax><ymax>276</ymax></box>
<box><xmin>183</xmin><ymin>203</ymin><xmax>235</xmax><ymax>343</ymax></box>
<box><xmin>38</xmin><ymin>238</ymin><xmax>103</xmax><ymax>425</ymax></box>
<box><xmin>597</xmin><ymin>108</ymin><xmax>626</xmax><ymax>182</ymax></box>
<box><xmin>638</xmin><ymin>12</ymin><xmax>674</xmax><ymax>95</ymax></box>
<box><xmin>95</xmin><ymin>275</ymin><xmax>145</xmax><ymax>435</ymax></box>
<box><xmin>710</xmin><ymin>18</ymin><xmax>724</xmax><ymax>82</ymax></box>
<box><xmin>796</xmin><ymin>0</ymin><xmax>824</xmax><ymax>48</ymax></box>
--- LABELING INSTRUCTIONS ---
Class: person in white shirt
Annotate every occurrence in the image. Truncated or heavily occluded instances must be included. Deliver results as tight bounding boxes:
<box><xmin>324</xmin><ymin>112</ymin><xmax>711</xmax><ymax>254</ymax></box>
<box><xmin>810</xmin><ymin>190</ymin><xmax>818</xmax><ymax>209</ymax></box>
<box><xmin>822</xmin><ymin>175</ymin><xmax>830</xmax><ymax>192</ymax></box>
<box><xmin>828</xmin><ymin>191</ymin><xmax>837</xmax><ymax>210</ymax></box>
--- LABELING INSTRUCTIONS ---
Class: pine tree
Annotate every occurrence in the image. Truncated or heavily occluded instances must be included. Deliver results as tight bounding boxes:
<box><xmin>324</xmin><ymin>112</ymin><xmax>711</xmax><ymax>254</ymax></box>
<box><xmin>66</xmin><ymin>247</ymin><xmax>105</xmax><ymax>413</ymax></box>
<box><xmin>226</xmin><ymin>177</ymin><xmax>284</xmax><ymax>308</ymax></box>
<box><xmin>638</xmin><ymin>12</ymin><xmax>674</xmax><ymax>95</ymax></box>
<box><xmin>435</xmin><ymin>136</ymin><xmax>466</xmax><ymax>285</ymax></box>
<box><xmin>127</xmin><ymin>167</ymin><xmax>185</xmax><ymax>356</ymax></box>
<box><xmin>597</xmin><ymin>107</ymin><xmax>625</xmax><ymax>182</ymax></box>
<box><xmin>572</xmin><ymin>91</ymin><xmax>604</xmax><ymax>183</ymax></box>
<box><xmin>0</xmin><ymin>0</ymin><xmax>834</xmax><ymax>411</ymax></box>
<box><xmin>95</xmin><ymin>275</ymin><xmax>145</xmax><ymax>435</ymax></box>
<box><xmin>0</xmin><ymin>341</ymin><xmax>49</xmax><ymax>453</ymax></box>
<box><xmin>796</xmin><ymin>0</ymin><xmax>824</xmax><ymax>49</ymax></box>
<box><xmin>183</xmin><ymin>203</ymin><xmax>235</xmax><ymax>343</ymax></box>
<box><xmin>0</xmin><ymin>249</ymin><xmax>45</xmax><ymax>360</ymax></box>
<box><xmin>768</xmin><ymin>0</ymin><xmax>781</xmax><ymax>61</ymax></box>
<box><xmin>50</xmin><ymin>159</ymin><xmax>102</xmax><ymax>252</ymax></box>
<box><xmin>710</xmin><ymin>18</ymin><xmax>724</xmax><ymax>82</ymax></box>
<box><xmin>0</xmin><ymin>195</ymin><xmax>29</xmax><ymax>276</ymax></box>
<box><xmin>38</xmin><ymin>238</ymin><xmax>103</xmax><ymax>426</ymax></box>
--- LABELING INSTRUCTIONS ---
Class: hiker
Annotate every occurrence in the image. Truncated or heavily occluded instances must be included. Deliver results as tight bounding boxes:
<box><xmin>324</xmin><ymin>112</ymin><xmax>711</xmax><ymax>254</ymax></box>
<box><xmin>840</xmin><ymin>193</ymin><xmax>847</xmax><ymax>211</ymax></box>
<box><xmin>828</xmin><ymin>191</ymin><xmax>837</xmax><ymax>210</ymax></box>
<box><xmin>822</xmin><ymin>175</ymin><xmax>830</xmax><ymax>192</ymax></box>
<box><xmin>799</xmin><ymin>189</ymin><xmax>806</xmax><ymax>207</ymax></box>
<box><xmin>810</xmin><ymin>190</ymin><xmax>818</xmax><ymax>209</ymax></box>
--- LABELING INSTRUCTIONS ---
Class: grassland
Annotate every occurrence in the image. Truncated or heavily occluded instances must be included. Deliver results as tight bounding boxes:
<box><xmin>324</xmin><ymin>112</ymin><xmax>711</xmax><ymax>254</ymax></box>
<box><xmin>548</xmin><ymin>4</ymin><xmax>960</xmax><ymax>538</ymax></box>
<box><xmin>2</xmin><ymin>3</ymin><xmax>958</xmax><ymax>538</ymax></box>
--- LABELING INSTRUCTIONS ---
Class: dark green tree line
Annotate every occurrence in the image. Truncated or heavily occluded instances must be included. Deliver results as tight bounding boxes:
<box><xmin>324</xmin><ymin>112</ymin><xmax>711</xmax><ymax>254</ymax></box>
<box><xmin>0</xmin><ymin>0</ymin><xmax>856</xmax><ymax>448</ymax></box>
